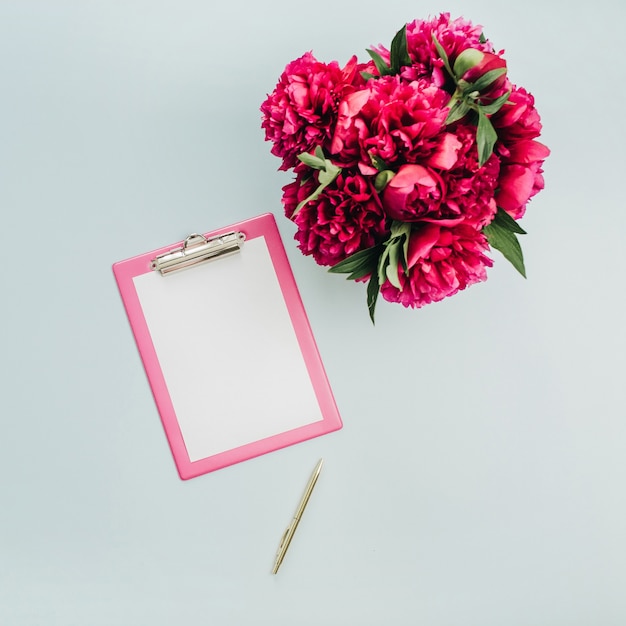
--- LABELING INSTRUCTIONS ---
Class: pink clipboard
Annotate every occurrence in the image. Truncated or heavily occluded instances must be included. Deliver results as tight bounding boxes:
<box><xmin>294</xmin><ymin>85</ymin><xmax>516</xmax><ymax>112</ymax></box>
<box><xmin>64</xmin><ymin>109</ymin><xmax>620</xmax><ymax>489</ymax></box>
<box><xmin>113</xmin><ymin>213</ymin><xmax>342</xmax><ymax>479</ymax></box>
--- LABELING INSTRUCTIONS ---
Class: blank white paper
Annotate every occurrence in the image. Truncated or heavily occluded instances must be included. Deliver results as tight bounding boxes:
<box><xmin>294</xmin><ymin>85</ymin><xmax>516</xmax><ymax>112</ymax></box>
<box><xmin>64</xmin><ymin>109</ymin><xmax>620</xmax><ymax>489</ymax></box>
<box><xmin>132</xmin><ymin>236</ymin><xmax>322</xmax><ymax>462</ymax></box>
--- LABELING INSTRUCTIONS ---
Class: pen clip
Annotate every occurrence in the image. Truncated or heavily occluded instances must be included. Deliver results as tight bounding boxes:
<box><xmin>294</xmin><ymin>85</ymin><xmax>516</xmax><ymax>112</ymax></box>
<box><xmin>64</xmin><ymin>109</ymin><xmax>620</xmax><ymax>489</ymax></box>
<box><xmin>278</xmin><ymin>526</ymin><xmax>291</xmax><ymax>551</ymax></box>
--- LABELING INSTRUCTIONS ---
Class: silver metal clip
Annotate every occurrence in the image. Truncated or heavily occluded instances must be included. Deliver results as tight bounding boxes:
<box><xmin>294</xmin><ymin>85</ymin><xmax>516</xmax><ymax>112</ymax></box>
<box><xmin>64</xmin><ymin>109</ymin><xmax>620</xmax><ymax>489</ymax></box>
<box><xmin>151</xmin><ymin>231</ymin><xmax>245</xmax><ymax>275</ymax></box>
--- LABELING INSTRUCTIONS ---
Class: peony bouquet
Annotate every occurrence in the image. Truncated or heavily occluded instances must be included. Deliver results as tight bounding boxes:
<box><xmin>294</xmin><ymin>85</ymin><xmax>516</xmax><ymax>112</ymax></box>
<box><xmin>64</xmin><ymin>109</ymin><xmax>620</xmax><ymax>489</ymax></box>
<box><xmin>261</xmin><ymin>13</ymin><xmax>549</xmax><ymax>322</ymax></box>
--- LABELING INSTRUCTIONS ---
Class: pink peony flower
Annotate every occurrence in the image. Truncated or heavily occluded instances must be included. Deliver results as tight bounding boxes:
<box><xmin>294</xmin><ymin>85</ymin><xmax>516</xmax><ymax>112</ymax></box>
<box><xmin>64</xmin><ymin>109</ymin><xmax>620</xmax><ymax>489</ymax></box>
<box><xmin>328</xmin><ymin>89</ymin><xmax>373</xmax><ymax>171</ymax></box>
<box><xmin>382</xmin><ymin>164</ymin><xmax>446</xmax><ymax>221</ymax></box>
<box><xmin>454</xmin><ymin>49</ymin><xmax>508</xmax><ymax>102</ymax></box>
<box><xmin>493</xmin><ymin>86</ymin><xmax>550</xmax><ymax>218</ymax></box>
<box><xmin>380</xmin><ymin>222</ymin><xmax>493</xmax><ymax>308</ymax></box>
<box><xmin>403</xmin><ymin>13</ymin><xmax>494</xmax><ymax>85</ymax></box>
<box><xmin>367</xmin><ymin>14</ymin><xmax>493</xmax><ymax>86</ymax></box>
<box><xmin>380</xmin><ymin>123</ymin><xmax>501</xmax><ymax>227</ymax></box>
<box><xmin>261</xmin><ymin>53</ymin><xmax>365</xmax><ymax>170</ymax></box>
<box><xmin>282</xmin><ymin>172</ymin><xmax>389</xmax><ymax>266</ymax></box>
<box><xmin>496</xmin><ymin>159</ymin><xmax>548</xmax><ymax>218</ymax></box>
<box><xmin>438</xmin><ymin>123</ymin><xmax>500</xmax><ymax>227</ymax></box>
<box><xmin>493</xmin><ymin>85</ymin><xmax>543</xmax><ymax>141</ymax></box>
<box><xmin>331</xmin><ymin>75</ymin><xmax>451</xmax><ymax>172</ymax></box>
<box><xmin>261</xmin><ymin>16</ymin><xmax>548</xmax><ymax>319</ymax></box>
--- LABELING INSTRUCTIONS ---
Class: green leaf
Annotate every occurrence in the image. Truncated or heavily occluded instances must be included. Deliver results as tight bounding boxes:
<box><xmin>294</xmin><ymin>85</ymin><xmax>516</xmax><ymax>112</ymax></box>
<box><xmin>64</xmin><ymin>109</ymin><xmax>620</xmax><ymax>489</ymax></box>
<box><xmin>297</xmin><ymin>152</ymin><xmax>325</xmax><ymax>170</ymax></box>
<box><xmin>318</xmin><ymin>162</ymin><xmax>341</xmax><ymax>186</ymax></box>
<box><xmin>446</xmin><ymin>98</ymin><xmax>472</xmax><ymax>124</ymax></box>
<box><xmin>465</xmin><ymin>68</ymin><xmax>507</xmax><ymax>95</ymax></box>
<box><xmin>479</xmin><ymin>32</ymin><xmax>487</xmax><ymax>44</ymax></box>
<box><xmin>376</xmin><ymin>222</ymin><xmax>411</xmax><ymax>287</ymax></box>
<box><xmin>476</xmin><ymin>110</ymin><xmax>498</xmax><ymax>167</ymax></box>
<box><xmin>492</xmin><ymin>207</ymin><xmax>526</xmax><ymax>234</ymax></box>
<box><xmin>292</xmin><ymin>150</ymin><xmax>342</xmax><ymax>217</ymax></box>
<box><xmin>374</xmin><ymin>169</ymin><xmax>395</xmax><ymax>192</ymax></box>
<box><xmin>370</xmin><ymin>153</ymin><xmax>389</xmax><ymax>171</ymax></box>
<box><xmin>390</xmin><ymin>221</ymin><xmax>411</xmax><ymax>274</ymax></box>
<box><xmin>328</xmin><ymin>245</ymin><xmax>381</xmax><ymax>277</ymax></box>
<box><xmin>377</xmin><ymin>244</ymin><xmax>390</xmax><ymax>286</ymax></box>
<box><xmin>360</xmin><ymin>71</ymin><xmax>376</xmax><ymax>81</ymax></box>
<box><xmin>366</xmin><ymin>273</ymin><xmax>380</xmax><ymax>324</ymax></box>
<box><xmin>366</xmin><ymin>48</ymin><xmax>391</xmax><ymax>76</ymax></box>
<box><xmin>431</xmin><ymin>34</ymin><xmax>454</xmax><ymax>78</ymax></box>
<box><xmin>390</xmin><ymin>219</ymin><xmax>411</xmax><ymax>240</ymax></box>
<box><xmin>346</xmin><ymin>266</ymin><xmax>375</xmax><ymax>281</ymax></box>
<box><xmin>292</xmin><ymin>189</ymin><xmax>320</xmax><ymax>217</ymax></box>
<box><xmin>389</xmin><ymin>25</ymin><xmax>411</xmax><ymax>73</ymax></box>
<box><xmin>456</xmin><ymin>79</ymin><xmax>472</xmax><ymax>95</ymax></box>
<box><xmin>385</xmin><ymin>242</ymin><xmax>402</xmax><ymax>289</ymax></box>
<box><xmin>478</xmin><ymin>90</ymin><xmax>511</xmax><ymax>115</ymax></box>
<box><xmin>401</xmin><ymin>227</ymin><xmax>410</xmax><ymax>273</ymax></box>
<box><xmin>483</xmin><ymin>221</ymin><xmax>526</xmax><ymax>277</ymax></box>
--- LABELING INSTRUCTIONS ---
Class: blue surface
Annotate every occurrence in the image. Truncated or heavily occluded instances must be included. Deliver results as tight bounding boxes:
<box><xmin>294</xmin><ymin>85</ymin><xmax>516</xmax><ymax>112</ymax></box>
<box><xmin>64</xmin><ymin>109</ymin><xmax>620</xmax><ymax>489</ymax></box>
<box><xmin>1</xmin><ymin>1</ymin><xmax>625</xmax><ymax>624</ymax></box>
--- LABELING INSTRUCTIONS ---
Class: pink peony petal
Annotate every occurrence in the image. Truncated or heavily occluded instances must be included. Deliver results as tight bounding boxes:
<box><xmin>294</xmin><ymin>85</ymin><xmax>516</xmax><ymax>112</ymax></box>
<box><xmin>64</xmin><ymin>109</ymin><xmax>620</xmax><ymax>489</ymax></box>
<box><xmin>496</xmin><ymin>164</ymin><xmax>535</xmax><ymax>213</ymax></box>
<box><xmin>406</xmin><ymin>223</ymin><xmax>441</xmax><ymax>268</ymax></box>
<box><xmin>420</xmin><ymin>216</ymin><xmax>465</xmax><ymax>227</ymax></box>
<box><xmin>330</xmin><ymin>90</ymin><xmax>371</xmax><ymax>153</ymax></box>
<box><xmin>506</xmin><ymin>140</ymin><xmax>551</xmax><ymax>164</ymax></box>
<box><xmin>342</xmin><ymin>89</ymin><xmax>371</xmax><ymax>117</ymax></box>
<box><xmin>389</xmin><ymin>164</ymin><xmax>438</xmax><ymax>188</ymax></box>
<box><xmin>383</xmin><ymin>164</ymin><xmax>440</xmax><ymax>219</ymax></box>
<box><xmin>424</xmin><ymin>132</ymin><xmax>463</xmax><ymax>170</ymax></box>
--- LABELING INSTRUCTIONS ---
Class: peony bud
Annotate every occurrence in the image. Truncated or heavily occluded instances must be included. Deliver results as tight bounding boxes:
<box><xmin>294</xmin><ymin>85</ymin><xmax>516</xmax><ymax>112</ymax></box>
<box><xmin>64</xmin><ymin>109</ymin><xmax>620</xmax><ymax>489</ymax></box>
<box><xmin>453</xmin><ymin>48</ymin><xmax>485</xmax><ymax>79</ymax></box>
<box><xmin>454</xmin><ymin>49</ymin><xmax>507</xmax><ymax>97</ymax></box>
<box><xmin>382</xmin><ymin>164</ymin><xmax>444</xmax><ymax>222</ymax></box>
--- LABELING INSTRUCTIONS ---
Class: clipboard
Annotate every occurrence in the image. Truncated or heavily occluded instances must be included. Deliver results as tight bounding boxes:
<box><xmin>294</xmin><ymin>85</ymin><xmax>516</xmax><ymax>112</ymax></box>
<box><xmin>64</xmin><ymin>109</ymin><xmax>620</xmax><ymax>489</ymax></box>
<box><xmin>113</xmin><ymin>213</ymin><xmax>342</xmax><ymax>479</ymax></box>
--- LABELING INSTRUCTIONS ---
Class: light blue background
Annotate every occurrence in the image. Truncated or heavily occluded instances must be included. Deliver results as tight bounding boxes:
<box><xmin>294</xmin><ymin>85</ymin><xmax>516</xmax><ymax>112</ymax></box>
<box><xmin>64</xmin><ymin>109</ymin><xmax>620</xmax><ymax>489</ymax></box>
<box><xmin>1</xmin><ymin>1</ymin><xmax>625</xmax><ymax>624</ymax></box>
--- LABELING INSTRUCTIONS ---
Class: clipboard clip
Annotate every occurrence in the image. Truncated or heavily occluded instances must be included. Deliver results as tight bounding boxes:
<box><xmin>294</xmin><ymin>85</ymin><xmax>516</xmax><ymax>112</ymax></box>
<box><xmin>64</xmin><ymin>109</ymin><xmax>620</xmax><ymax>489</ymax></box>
<box><xmin>151</xmin><ymin>231</ymin><xmax>245</xmax><ymax>275</ymax></box>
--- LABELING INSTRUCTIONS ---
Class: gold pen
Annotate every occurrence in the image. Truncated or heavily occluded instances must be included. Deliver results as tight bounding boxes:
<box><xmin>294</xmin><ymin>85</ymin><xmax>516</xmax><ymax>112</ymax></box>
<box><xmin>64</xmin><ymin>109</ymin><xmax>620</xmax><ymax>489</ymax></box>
<box><xmin>272</xmin><ymin>458</ymin><xmax>324</xmax><ymax>574</ymax></box>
